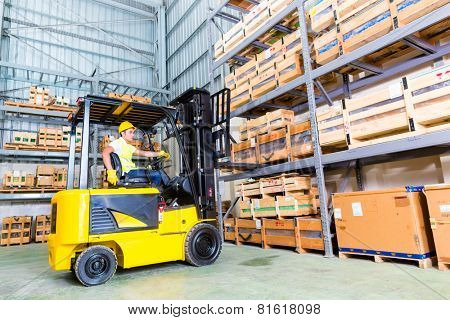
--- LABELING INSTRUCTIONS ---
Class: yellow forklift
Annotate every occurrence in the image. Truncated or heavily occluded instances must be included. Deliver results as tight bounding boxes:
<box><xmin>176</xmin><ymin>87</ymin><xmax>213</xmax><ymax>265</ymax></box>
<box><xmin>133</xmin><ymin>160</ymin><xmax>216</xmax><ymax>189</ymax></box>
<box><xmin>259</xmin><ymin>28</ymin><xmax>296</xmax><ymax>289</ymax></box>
<box><xmin>48</xmin><ymin>89</ymin><xmax>233</xmax><ymax>286</ymax></box>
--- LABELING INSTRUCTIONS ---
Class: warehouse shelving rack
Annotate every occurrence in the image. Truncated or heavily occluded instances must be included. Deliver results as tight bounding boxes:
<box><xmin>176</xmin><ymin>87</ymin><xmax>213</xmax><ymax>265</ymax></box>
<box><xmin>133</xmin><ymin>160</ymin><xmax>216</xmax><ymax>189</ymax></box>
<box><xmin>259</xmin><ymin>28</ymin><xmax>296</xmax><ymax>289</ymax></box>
<box><xmin>207</xmin><ymin>0</ymin><xmax>450</xmax><ymax>257</ymax></box>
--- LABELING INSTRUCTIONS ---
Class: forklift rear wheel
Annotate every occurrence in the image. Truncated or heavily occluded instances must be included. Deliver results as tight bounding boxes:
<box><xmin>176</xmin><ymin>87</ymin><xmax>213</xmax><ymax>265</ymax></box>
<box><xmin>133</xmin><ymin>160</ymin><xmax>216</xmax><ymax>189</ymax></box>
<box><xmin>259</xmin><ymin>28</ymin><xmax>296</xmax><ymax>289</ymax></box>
<box><xmin>185</xmin><ymin>223</ymin><xmax>222</xmax><ymax>266</ymax></box>
<box><xmin>74</xmin><ymin>245</ymin><xmax>117</xmax><ymax>287</ymax></box>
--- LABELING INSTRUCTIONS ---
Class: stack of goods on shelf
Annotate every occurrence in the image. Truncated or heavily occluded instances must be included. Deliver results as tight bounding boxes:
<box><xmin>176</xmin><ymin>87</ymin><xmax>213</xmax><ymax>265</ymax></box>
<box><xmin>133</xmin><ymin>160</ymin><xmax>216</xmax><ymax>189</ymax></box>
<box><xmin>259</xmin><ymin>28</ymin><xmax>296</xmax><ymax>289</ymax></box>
<box><xmin>29</xmin><ymin>86</ymin><xmax>50</xmax><ymax>106</ymax></box>
<box><xmin>423</xmin><ymin>184</ymin><xmax>450</xmax><ymax>271</ymax></box>
<box><xmin>38</xmin><ymin>128</ymin><xmax>63</xmax><ymax>147</ymax></box>
<box><xmin>35</xmin><ymin>215</ymin><xmax>51</xmax><ymax>243</ymax></box>
<box><xmin>53</xmin><ymin>168</ymin><xmax>68</xmax><ymax>189</ymax></box>
<box><xmin>232</xmin><ymin>109</ymin><xmax>314</xmax><ymax>169</ymax></box>
<box><xmin>2</xmin><ymin>171</ymin><xmax>34</xmax><ymax>189</ymax></box>
<box><xmin>224</xmin><ymin>173</ymin><xmax>324</xmax><ymax>254</ymax></box>
<box><xmin>332</xmin><ymin>186</ymin><xmax>435</xmax><ymax>268</ymax></box>
<box><xmin>214</xmin><ymin>0</ymin><xmax>297</xmax><ymax>60</ymax></box>
<box><xmin>107</xmin><ymin>92</ymin><xmax>152</xmax><ymax>104</ymax></box>
<box><xmin>62</xmin><ymin>126</ymin><xmax>82</xmax><ymax>148</ymax></box>
<box><xmin>12</xmin><ymin>131</ymin><xmax>37</xmax><ymax>146</ymax></box>
<box><xmin>227</xmin><ymin>29</ymin><xmax>305</xmax><ymax>111</ymax></box>
<box><xmin>1</xmin><ymin>216</ymin><xmax>32</xmax><ymax>246</ymax></box>
<box><xmin>36</xmin><ymin>165</ymin><xmax>56</xmax><ymax>188</ymax></box>
<box><xmin>316</xmin><ymin>63</ymin><xmax>450</xmax><ymax>151</ymax></box>
<box><xmin>309</xmin><ymin>0</ymin><xmax>448</xmax><ymax>65</ymax></box>
<box><xmin>54</xmin><ymin>96</ymin><xmax>70</xmax><ymax>106</ymax></box>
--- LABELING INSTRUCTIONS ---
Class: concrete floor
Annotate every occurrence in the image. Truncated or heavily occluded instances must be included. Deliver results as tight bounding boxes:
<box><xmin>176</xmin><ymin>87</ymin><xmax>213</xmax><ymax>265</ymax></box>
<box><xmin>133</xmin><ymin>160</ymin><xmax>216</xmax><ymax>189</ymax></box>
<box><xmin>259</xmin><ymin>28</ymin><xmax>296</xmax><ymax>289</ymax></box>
<box><xmin>1</xmin><ymin>242</ymin><xmax>449</xmax><ymax>300</ymax></box>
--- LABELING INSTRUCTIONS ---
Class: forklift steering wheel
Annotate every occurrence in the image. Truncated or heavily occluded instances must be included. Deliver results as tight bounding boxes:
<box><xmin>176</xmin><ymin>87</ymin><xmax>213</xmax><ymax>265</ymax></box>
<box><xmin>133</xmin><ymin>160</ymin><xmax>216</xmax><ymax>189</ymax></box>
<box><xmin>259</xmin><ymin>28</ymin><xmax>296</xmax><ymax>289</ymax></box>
<box><xmin>147</xmin><ymin>156</ymin><xmax>165</xmax><ymax>169</ymax></box>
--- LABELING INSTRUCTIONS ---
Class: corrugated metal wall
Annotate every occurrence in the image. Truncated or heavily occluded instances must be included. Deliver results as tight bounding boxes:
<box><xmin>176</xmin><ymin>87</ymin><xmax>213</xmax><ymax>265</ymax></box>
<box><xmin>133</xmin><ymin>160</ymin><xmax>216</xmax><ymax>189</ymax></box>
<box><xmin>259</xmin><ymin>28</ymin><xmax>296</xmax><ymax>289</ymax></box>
<box><xmin>166</xmin><ymin>0</ymin><xmax>234</xmax><ymax>98</ymax></box>
<box><xmin>1</xmin><ymin>0</ymin><xmax>157</xmax><ymax>102</ymax></box>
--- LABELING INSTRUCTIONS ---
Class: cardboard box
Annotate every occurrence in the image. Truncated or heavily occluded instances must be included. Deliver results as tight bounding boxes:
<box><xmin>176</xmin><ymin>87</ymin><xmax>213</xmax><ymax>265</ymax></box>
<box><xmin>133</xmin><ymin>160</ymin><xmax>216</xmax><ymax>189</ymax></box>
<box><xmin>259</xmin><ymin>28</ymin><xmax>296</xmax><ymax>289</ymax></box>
<box><xmin>36</xmin><ymin>176</ymin><xmax>54</xmax><ymax>187</ymax></box>
<box><xmin>332</xmin><ymin>187</ymin><xmax>435</xmax><ymax>258</ymax></box>
<box><xmin>2</xmin><ymin>171</ymin><xmax>34</xmax><ymax>188</ymax></box>
<box><xmin>36</xmin><ymin>165</ymin><xmax>55</xmax><ymax>176</ymax></box>
<box><xmin>54</xmin><ymin>168</ymin><xmax>67</xmax><ymax>188</ymax></box>
<box><xmin>62</xmin><ymin>126</ymin><xmax>82</xmax><ymax>147</ymax></box>
<box><xmin>424</xmin><ymin>184</ymin><xmax>450</xmax><ymax>270</ymax></box>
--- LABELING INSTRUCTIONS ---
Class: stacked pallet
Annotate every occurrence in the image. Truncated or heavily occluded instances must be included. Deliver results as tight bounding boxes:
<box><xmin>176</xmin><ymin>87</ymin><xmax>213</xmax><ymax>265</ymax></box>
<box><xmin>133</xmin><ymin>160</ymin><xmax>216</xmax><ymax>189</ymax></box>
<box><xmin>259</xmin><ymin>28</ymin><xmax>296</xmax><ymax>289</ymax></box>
<box><xmin>29</xmin><ymin>86</ymin><xmax>50</xmax><ymax>106</ymax></box>
<box><xmin>107</xmin><ymin>92</ymin><xmax>152</xmax><ymax>104</ymax></box>
<box><xmin>214</xmin><ymin>0</ymin><xmax>297</xmax><ymax>61</ymax></box>
<box><xmin>2</xmin><ymin>171</ymin><xmax>34</xmax><ymax>188</ymax></box>
<box><xmin>227</xmin><ymin>30</ymin><xmax>305</xmax><ymax>110</ymax></box>
<box><xmin>317</xmin><ymin>64</ymin><xmax>450</xmax><ymax>151</ymax></box>
<box><xmin>309</xmin><ymin>0</ymin><xmax>449</xmax><ymax>65</ymax></box>
<box><xmin>62</xmin><ymin>126</ymin><xmax>82</xmax><ymax>148</ymax></box>
<box><xmin>232</xmin><ymin>109</ymin><xmax>313</xmax><ymax>168</ymax></box>
<box><xmin>1</xmin><ymin>216</ymin><xmax>32</xmax><ymax>246</ymax></box>
<box><xmin>38</xmin><ymin>128</ymin><xmax>63</xmax><ymax>147</ymax></box>
<box><xmin>36</xmin><ymin>165</ymin><xmax>56</xmax><ymax>188</ymax></box>
<box><xmin>35</xmin><ymin>215</ymin><xmax>51</xmax><ymax>243</ymax></box>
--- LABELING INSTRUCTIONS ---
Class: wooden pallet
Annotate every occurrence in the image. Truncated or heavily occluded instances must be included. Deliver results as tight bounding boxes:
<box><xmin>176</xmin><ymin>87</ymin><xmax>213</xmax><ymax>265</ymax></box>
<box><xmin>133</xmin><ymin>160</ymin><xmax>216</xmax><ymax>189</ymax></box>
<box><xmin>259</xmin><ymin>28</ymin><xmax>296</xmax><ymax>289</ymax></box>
<box><xmin>4</xmin><ymin>100</ymin><xmax>75</xmax><ymax>113</ymax></box>
<box><xmin>35</xmin><ymin>215</ymin><xmax>51</xmax><ymax>243</ymax></box>
<box><xmin>4</xmin><ymin>143</ymin><xmax>80</xmax><ymax>152</ymax></box>
<box><xmin>338</xmin><ymin>250</ymin><xmax>436</xmax><ymax>269</ymax></box>
<box><xmin>0</xmin><ymin>187</ymin><xmax>64</xmax><ymax>193</ymax></box>
<box><xmin>438</xmin><ymin>261</ymin><xmax>450</xmax><ymax>271</ymax></box>
<box><xmin>1</xmin><ymin>216</ymin><xmax>32</xmax><ymax>246</ymax></box>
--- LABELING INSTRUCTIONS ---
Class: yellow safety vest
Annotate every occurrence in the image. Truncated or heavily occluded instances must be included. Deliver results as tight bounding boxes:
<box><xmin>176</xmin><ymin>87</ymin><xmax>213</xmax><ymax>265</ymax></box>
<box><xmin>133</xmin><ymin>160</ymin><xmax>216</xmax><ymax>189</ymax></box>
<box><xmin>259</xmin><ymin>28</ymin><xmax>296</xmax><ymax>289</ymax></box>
<box><xmin>113</xmin><ymin>137</ymin><xmax>136</xmax><ymax>174</ymax></box>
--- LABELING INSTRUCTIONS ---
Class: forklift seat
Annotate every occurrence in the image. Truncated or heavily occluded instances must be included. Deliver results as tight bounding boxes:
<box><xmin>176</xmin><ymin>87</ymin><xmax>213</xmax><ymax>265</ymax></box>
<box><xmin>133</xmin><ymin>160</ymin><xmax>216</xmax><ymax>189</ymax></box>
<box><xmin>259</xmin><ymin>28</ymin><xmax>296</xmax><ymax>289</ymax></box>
<box><xmin>109</xmin><ymin>153</ymin><xmax>166</xmax><ymax>187</ymax></box>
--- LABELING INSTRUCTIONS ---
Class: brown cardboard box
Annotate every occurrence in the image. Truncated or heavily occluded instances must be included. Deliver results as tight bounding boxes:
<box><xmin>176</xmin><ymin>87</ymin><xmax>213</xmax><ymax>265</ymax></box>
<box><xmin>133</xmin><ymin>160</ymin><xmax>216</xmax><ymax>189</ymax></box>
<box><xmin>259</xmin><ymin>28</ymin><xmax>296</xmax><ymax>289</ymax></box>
<box><xmin>424</xmin><ymin>184</ymin><xmax>450</xmax><ymax>270</ymax></box>
<box><xmin>36</xmin><ymin>176</ymin><xmax>54</xmax><ymax>187</ymax></box>
<box><xmin>332</xmin><ymin>187</ymin><xmax>435</xmax><ymax>258</ymax></box>
<box><xmin>54</xmin><ymin>168</ymin><xmax>67</xmax><ymax>188</ymax></box>
<box><xmin>36</xmin><ymin>165</ymin><xmax>55</xmax><ymax>176</ymax></box>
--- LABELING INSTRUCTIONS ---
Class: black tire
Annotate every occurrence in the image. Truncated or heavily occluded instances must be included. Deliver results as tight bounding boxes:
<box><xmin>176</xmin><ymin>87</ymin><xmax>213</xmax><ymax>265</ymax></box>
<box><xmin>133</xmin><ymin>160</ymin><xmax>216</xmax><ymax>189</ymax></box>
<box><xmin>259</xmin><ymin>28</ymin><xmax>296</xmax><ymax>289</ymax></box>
<box><xmin>185</xmin><ymin>223</ymin><xmax>222</xmax><ymax>267</ymax></box>
<box><xmin>74</xmin><ymin>245</ymin><xmax>117</xmax><ymax>287</ymax></box>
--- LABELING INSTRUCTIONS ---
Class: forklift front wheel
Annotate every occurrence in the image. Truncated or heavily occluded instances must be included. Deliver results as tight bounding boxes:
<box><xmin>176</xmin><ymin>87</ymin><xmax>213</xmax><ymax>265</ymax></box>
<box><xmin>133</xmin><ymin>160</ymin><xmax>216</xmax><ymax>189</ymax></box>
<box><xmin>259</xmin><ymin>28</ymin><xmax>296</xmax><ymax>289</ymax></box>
<box><xmin>74</xmin><ymin>245</ymin><xmax>117</xmax><ymax>287</ymax></box>
<box><xmin>185</xmin><ymin>223</ymin><xmax>222</xmax><ymax>267</ymax></box>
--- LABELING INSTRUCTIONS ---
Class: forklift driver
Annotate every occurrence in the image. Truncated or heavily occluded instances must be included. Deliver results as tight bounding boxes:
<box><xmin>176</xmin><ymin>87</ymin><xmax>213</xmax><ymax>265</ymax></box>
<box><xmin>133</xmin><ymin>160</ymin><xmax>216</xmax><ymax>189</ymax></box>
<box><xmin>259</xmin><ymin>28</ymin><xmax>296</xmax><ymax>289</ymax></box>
<box><xmin>102</xmin><ymin>121</ymin><xmax>170</xmax><ymax>186</ymax></box>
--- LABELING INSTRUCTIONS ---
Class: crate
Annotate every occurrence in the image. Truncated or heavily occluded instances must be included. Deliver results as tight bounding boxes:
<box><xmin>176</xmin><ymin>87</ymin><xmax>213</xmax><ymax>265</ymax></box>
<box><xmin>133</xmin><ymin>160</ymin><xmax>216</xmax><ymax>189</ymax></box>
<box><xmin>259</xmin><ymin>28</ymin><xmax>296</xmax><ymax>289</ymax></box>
<box><xmin>333</xmin><ymin>186</ymin><xmax>435</xmax><ymax>268</ymax></box>
<box><xmin>54</xmin><ymin>168</ymin><xmax>67</xmax><ymax>188</ymax></box>
<box><xmin>247</xmin><ymin>115</ymin><xmax>268</xmax><ymax>138</ymax></box>
<box><xmin>256</xmin><ymin>39</ymin><xmax>284</xmax><ymax>74</ymax></box>
<box><xmin>225</xmin><ymin>72</ymin><xmax>236</xmax><ymax>90</ymax></box>
<box><xmin>282</xmin><ymin>29</ymin><xmax>303</xmax><ymax>58</ymax></box>
<box><xmin>408</xmin><ymin>64</ymin><xmax>450</xmax><ymax>128</ymax></box>
<box><xmin>243</xmin><ymin>1</ymin><xmax>271</xmax><ymax>37</ymax></box>
<box><xmin>1</xmin><ymin>216</ymin><xmax>32</xmax><ymax>246</ymax></box>
<box><xmin>316</xmin><ymin>103</ymin><xmax>348</xmax><ymax>149</ymax></box>
<box><xmin>250</xmin><ymin>67</ymin><xmax>278</xmax><ymax>99</ymax></box>
<box><xmin>258</xmin><ymin>127</ymin><xmax>291</xmax><ymax>163</ymax></box>
<box><xmin>231</xmin><ymin>139</ymin><xmax>259</xmax><ymax>170</ymax></box>
<box><xmin>38</xmin><ymin>128</ymin><xmax>63</xmax><ymax>147</ymax></box>
<box><xmin>36</xmin><ymin>165</ymin><xmax>55</xmax><ymax>176</ymax></box>
<box><xmin>235</xmin><ymin>218</ymin><xmax>263</xmax><ymax>246</ymax></box>
<box><xmin>12</xmin><ymin>132</ymin><xmax>37</xmax><ymax>146</ymax></box>
<box><xmin>276</xmin><ymin>194</ymin><xmax>314</xmax><ymax>217</ymax></box>
<box><xmin>238</xmin><ymin>198</ymin><xmax>253</xmax><ymax>218</ymax></box>
<box><xmin>346</xmin><ymin>83</ymin><xmax>411</xmax><ymax>145</ymax></box>
<box><xmin>223</xmin><ymin>218</ymin><xmax>236</xmax><ymax>241</ymax></box>
<box><xmin>424</xmin><ymin>184</ymin><xmax>450</xmax><ymax>271</ymax></box>
<box><xmin>35</xmin><ymin>215</ymin><xmax>51</xmax><ymax>243</ymax></box>
<box><xmin>313</xmin><ymin>0</ymin><xmax>449</xmax><ymax>65</ymax></box>
<box><xmin>266</xmin><ymin>109</ymin><xmax>294</xmax><ymax>131</ymax></box>
<box><xmin>261</xmin><ymin>216</ymin><xmax>325</xmax><ymax>252</ymax></box>
<box><xmin>2</xmin><ymin>171</ymin><xmax>34</xmax><ymax>188</ymax></box>
<box><xmin>62</xmin><ymin>126</ymin><xmax>82</xmax><ymax>147</ymax></box>
<box><xmin>29</xmin><ymin>86</ymin><xmax>50</xmax><ymax>106</ymax></box>
<box><xmin>253</xmin><ymin>197</ymin><xmax>277</xmax><ymax>218</ymax></box>
<box><xmin>36</xmin><ymin>175</ymin><xmax>54</xmax><ymax>187</ymax></box>
<box><xmin>231</xmin><ymin>80</ymin><xmax>251</xmax><ymax>110</ymax></box>
<box><xmin>290</xmin><ymin>121</ymin><xmax>313</xmax><ymax>159</ymax></box>
<box><xmin>239</xmin><ymin>122</ymin><xmax>248</xmax><ymax>141</ymax></box>
<box><xmin>276</xmin><ymin>54</ymin><xmax>303</xmax><ymax>85</ymax></box>
<box><xmin>239</xmin><ymin>180</ymin><xmax>262</xmax><ymax>198</ymax></box>
<box><xmin>235</xmin><ymin>59</ymin><xmax>258</xmax><ymax>87</ymax></box>
<box><xmin>107</xmin><ymin>92</ymin><xmax>152</xmax><ymax>104</ymax></box>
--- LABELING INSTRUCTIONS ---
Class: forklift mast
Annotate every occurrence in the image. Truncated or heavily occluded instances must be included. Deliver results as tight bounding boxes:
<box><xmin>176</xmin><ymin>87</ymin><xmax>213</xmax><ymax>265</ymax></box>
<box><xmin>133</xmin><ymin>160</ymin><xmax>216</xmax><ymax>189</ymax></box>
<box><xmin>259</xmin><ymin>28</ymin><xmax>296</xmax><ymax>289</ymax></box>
<box><xmin>170</xmin><ymin>88</ymin><xmax>219</xmax><ymax>220</ymax></box>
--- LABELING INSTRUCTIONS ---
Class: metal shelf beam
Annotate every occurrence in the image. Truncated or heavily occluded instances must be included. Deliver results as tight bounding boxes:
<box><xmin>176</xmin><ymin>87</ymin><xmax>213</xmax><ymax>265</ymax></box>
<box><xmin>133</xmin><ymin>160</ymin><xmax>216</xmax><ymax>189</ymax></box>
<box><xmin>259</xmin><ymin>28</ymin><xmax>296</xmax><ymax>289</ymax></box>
<box><xmin>220</xmin><ymin>129</ymin><xmax>450</xmax><ymax>182</ymax></box>
<box><xmin>0</xmin><ymin>105</ymin><xmax>70</xmax><ymax>118</ymax></box>
<box><xmin>0</xmin><ymin>193</ymin><xmax>55</xmax><ymax>201</ymax></box>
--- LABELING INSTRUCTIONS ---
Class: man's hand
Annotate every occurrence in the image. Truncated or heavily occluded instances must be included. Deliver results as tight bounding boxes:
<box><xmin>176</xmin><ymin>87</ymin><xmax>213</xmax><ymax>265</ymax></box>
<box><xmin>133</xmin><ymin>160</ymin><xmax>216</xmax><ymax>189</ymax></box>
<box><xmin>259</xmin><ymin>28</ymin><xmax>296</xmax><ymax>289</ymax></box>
<box><xmin>158</xmin><ymin>150</ymin><xmax>170</xmax><ymax>161</ymax></box>
<box><xmin>107</xmin><ymin>169</ymin><xmax>118</xmax><ymax>186</ymax></box>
